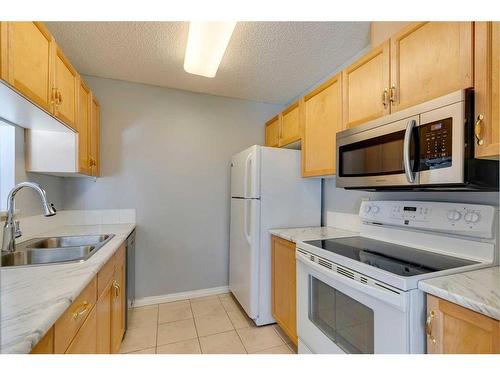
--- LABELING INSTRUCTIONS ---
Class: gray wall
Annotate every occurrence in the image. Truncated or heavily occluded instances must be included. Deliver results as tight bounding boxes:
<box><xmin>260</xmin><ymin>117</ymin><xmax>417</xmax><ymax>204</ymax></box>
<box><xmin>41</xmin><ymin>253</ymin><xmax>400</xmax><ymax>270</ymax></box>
<box><xmin>62</xmin><ymin>76</ymin><xmax>281</xmax><ymax>298</ymax></box>
<box><xmin>14</xmin><ymin>126</ymin><xmax>65</xmax><ymax>217</ymax></box>
<box><xmin>323</xmin><ymin>177</ymin><xmax>499</xmax><ymax>217</ymax></box>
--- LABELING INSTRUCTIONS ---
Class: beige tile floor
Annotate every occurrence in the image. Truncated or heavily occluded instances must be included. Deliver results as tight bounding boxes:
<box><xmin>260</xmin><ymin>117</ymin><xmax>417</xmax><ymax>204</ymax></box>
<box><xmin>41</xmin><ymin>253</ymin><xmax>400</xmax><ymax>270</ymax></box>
<box><xmin>120</xmin><ymin>293</ymin><xmax>298</xmax><ymax>354</ymax></box>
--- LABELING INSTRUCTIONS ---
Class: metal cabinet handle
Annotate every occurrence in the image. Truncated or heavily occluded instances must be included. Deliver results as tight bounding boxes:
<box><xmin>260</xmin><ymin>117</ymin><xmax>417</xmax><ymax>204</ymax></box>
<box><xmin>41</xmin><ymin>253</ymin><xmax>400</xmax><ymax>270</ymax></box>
<box><xmin>426</xmin><ymin>310</ymin><xmax>436</xmax><ymax>344</ymax></box>
<box><xmin>58</xmin><ymin>90</ymin><xmax>63</xmax><ymax>104</ymax></box>
<box><xmin>389</xmin><ymin>84</ymin><xmax>396</xmax><ymax>104</ymax></box>
<box><xmin>72</xmin><ymin>301</ymin><xmax>91</xmax><ymax>319</ymax></box>
<box><xmin>113</xmin><ymin>280</ymin><xmax>121</xmax><ymax>297</ymax></box>
<box><xmin>52</xmin><ymin>88</ymin><xmax>58</xmax><ymax>105</ymax></box>
<box><xmin>382</xmin><ymin>88</ymin><xmax>388</xmax><ymax>108</ymax></box>
<box><xmin>474</xmin><ymin>114</ymin><xmax>484</xmax><ymax>146</ymax></box>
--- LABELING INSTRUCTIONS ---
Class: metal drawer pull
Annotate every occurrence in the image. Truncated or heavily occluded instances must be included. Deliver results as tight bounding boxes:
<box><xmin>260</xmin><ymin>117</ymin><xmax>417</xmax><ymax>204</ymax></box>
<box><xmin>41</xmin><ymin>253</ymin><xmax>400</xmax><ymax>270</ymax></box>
<box><xmin>426</xmin><ymin>310</ymin><xmax>436</xmax><ymax>344</ymax></box>
<box><xmin>72</xmin><ymin>301</ymin><xmax>91</xmax><ymax>319</ymax></box>
<box><xmin>474</xmin><ymin>114</ymin><xmax>484</xmax><ymax>145</ymax></box>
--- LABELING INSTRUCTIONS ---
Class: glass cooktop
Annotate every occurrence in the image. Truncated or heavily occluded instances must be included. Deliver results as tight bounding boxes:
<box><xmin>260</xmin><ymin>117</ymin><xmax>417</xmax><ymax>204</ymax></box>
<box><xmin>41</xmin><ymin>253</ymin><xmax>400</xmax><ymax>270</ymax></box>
<box><xmin>304</xmin><ymin>236</ymin><xmax>478</xmax><ymax>277</ymax></box>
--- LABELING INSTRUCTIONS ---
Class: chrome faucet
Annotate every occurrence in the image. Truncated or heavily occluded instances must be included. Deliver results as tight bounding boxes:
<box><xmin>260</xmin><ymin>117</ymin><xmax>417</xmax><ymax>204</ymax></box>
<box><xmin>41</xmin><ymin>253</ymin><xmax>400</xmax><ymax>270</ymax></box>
<box><xmin>1</xmin><ymin>182</ymin><xmax>56</xmax><ymax>253</ymax></box>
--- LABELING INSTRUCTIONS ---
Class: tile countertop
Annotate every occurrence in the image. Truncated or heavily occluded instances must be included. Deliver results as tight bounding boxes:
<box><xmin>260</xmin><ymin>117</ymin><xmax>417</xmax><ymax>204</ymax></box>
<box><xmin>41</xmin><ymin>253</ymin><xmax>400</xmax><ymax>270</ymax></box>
<box><xmin>269</xmin><ymin>226</ymin><xmax>357</xmax><ymax>243</ymax></box>
<box><xmin>419</xmin><ymin>267</ymin><xmax>500</xmax><ymax>321</ymax></box>
<box><xmin>0</xmin><ymin>223</ymin><xmax>136</xmax><ymax>354</ymax></box>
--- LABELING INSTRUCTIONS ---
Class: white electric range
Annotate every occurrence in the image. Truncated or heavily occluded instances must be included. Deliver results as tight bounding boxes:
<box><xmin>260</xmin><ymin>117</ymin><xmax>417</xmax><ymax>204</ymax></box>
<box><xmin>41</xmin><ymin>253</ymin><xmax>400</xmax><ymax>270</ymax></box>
<box><xmin>296</xmin><ymin>200</ymin><xmax>497</xmax><ymax>354</ymax></box>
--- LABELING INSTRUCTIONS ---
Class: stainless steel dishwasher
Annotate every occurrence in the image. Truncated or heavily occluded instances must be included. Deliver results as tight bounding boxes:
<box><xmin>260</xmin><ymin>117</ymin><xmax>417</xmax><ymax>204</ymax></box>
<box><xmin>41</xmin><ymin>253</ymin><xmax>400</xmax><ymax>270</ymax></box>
<box><xmin>125</xmin><ymin>229</ymin><xmax>136</xmax><ymax>331</ymax></box>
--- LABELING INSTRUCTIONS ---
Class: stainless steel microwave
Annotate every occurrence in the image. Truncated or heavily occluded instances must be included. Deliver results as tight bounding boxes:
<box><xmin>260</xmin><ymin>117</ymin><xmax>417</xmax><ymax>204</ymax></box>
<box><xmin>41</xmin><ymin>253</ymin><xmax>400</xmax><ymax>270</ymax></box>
<box><xmin>336</xmin><ymin>89</ymin><xmax>499</xmax><ymax>191</ymax></box>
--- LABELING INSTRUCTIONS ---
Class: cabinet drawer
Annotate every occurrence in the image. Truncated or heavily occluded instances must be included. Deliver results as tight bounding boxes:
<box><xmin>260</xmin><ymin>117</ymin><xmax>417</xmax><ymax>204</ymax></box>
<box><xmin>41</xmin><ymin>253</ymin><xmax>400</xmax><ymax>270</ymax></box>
<box><xmin>98</xmin><ymin>256</ymin><xmax>115</xmax><ymax>297</ymax></box>
<box><xmin>65</xmin><ymin>306</ymin><xmax>97</xmax><ymax>354</ymax></box>
<box><xmin>54</xmin><ymin>277</ymin><xmax>97</xmax><ymax>353</ymax></box>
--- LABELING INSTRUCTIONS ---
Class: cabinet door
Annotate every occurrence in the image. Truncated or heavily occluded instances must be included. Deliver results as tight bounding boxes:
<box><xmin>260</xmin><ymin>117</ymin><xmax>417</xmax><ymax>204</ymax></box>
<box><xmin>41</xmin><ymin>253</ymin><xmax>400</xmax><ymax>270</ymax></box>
<box><xmin>265</xmin><ymin>115</ymin><xmax>280</xmax><ymax>147</ymax></box>
<box><xmin>426</xmin><ymin>295</ymin><xmax>500</xmax><ymax>354</ymax></box>
<box><xmin>6</xmin><ymin>22</ymin><xmax>54</xmax><ymax>112</ymax></box>
<box><xmin>30</xmin><ymin>327</ymin><xmax>54</xmax><ymax>354</ymax></box>
<box><xmin>111</xmin><ymin>245</ymin><xmax>126</xmax><ymax>353</ymax></box>
<box><xmin>0</xmin><ymin>22</ymin><xmax>7</xmax><ymax>80</ymax></box>
<box><xmin>279</xmin><ymin>101</ymin><xmax>300</xmax><ymax>147</ymax></box>
<box><xmin>474</xmin><ymin>22</ymin><xmax>500</xmax><ymax>160</ymax></box>
<box><xmin>65</xmin><ymin>307</ymin><xmax>97</xmax><ymax>354</ymax></box>
<box><xmin>302</xmin><ymin>74</ymin><xmax>343</xmax><ymax>177</ymax></box>
<box><xmin>342</xmin><ymin>41</ymin><xmax>390</xmax><ymax>128</ymax></box>
<box><xmin>271</xmin><ymin>236</ymin><xmax>298</xmax><ymax>345</ymax></box>
<box><xmin>390</xmin><ymin>22</ymin><xmax>473</xmax><ymax>112</ymax></box>
<box><xmin>96</xmin><ymin>281</ymin><xmax>112</xmax><ymax>354</ymax></box>
<box><xmin>77</xmin><ymin>78</ymin><xmax>91</xmax><ymax>174</ymax></box>
<box><xmin>90</xmin><ymin>96</ymin><xmax>100</xmax><ymax>176</ymax></box>
<box><xmin>54</xmin><ymin>45</ymin><xmax>78</xmax><ymax>130</ymax></box>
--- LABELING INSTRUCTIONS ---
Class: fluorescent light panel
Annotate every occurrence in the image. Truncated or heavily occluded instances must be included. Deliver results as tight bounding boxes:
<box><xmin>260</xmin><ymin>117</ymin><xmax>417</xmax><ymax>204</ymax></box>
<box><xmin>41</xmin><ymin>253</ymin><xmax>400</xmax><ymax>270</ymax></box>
<box><xmin>184</xmin><ymin>21</ymin><xmax>236</xmax><ymax>78</ymax></box>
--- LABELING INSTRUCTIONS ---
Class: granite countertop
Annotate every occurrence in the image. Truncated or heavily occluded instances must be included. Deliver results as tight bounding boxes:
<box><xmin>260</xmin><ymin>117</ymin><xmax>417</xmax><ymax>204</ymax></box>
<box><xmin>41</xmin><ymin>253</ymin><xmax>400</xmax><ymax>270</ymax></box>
<box><xmin>419</xmin><ymin>267</ymin><xmax>500</xmax><ymax>321</ymax></box>
<box><xmin>269</xmin><ymin>226</ymin><xmax>357</xmax><ymax>243</ymax></box>
<box><xmin>0</xmin><ymin>223</ymin><xmax>136</xmax><ymax>354</ymax></box>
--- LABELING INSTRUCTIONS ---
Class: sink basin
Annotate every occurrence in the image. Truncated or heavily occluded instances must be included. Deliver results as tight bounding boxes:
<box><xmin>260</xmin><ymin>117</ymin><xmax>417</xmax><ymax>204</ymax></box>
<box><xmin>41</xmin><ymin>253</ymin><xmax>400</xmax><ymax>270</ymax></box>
<box><xmin>1</xmin><ymin>234</ymin><xmax>115</xmax><ymax>268</ymax></box>
<box><xmin>25</xmin><ymin>235</ymin><xmax>111</xmax><ymax>249</ymax></box>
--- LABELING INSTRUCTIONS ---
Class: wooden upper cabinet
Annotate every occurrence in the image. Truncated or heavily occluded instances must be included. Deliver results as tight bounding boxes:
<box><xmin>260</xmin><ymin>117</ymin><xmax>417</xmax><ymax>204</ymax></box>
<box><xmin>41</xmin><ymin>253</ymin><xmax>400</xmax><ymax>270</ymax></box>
<box><xmin>0</xmin><ymin>23</ymin><xmax>7</xmax><ymax>80</ymax></box>
<box><xmin>342</xmin><ymin>41</ymin><xmax>390</xmax><ymax>128</ymax></box>
<box><xmin>271</xmin><ymin>236</ymin><xmax>298</xmax><ymax>345</ymax></box>
<box><xmin>54</xmin><ymin>45</ymin><xmax>78</xmax><ymax>130</ymax></box>
<box><xmin>474</xmin><ymin>22</ymin><xmax>500</xmax><ymax>160</ymax></box>
<box><xmin>302</xmin><ymin>74</ymin><xmax>343</xmax><ymax>177</ymax></box>
<box><xmin>390</xmin><ymin>22</ymin><xmax>473</xmax><ymax>112</ymax></box>
<box><xmin>265</xmin><ymin>115</ymin><xmax>280</xmax><ymax>147</ymax></box>
<box><xmin>427</xmin><ymin>294</ymin><xmax>500</xmax><ymax>354</ymax></box>
<box><xmin>90</xmin><ymin>96</ymin><xmax>101</xmax><ymax>177</ymax></box>
<box><xmin>6</xmin><ymin>22</ymin><xmax>54</xmax><ymax>112</ymax></box>
<box><xmin>279</xmin><ymin>101</ymin><xmax>300</xmax><ymax>147</ymax></box>
<box><xmin>77</xmin><ymin>78</ymin><xmax>91</xmax><ymax>174</ymax></box>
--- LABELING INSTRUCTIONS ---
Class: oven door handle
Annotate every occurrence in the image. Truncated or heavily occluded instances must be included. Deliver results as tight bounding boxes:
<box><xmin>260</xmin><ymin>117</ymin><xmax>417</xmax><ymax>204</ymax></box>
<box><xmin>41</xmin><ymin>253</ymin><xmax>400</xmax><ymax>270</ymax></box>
<box><xmin>296</xmin><ymin>251</ymin><xmax>407</xmax><ymax>311</ymax></box>
<box><xmin>403</xmin><ymin>119</ymin><xmax>417</xmax><ymax>183</ymax></box>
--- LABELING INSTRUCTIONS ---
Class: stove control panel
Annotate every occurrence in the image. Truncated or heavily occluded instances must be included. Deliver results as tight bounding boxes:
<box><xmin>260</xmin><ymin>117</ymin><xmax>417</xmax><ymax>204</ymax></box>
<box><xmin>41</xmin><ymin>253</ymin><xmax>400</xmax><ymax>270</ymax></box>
<box><xmin>359</xmin><ymin>200</ymin><xmax>496</xmax><ymax>239</ymax></box>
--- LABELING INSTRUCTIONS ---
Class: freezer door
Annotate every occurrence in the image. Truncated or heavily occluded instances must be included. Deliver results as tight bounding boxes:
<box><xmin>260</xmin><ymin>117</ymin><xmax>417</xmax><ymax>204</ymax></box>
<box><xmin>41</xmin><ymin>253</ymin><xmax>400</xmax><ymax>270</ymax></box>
<box><xmin>229</xmin><ymin>198</ymin><xmax>261</xmax><ymax>319</ymax></box>
<box><xmin>230</xmin><ymin>145</ymin><xmax>260</xmax><ymax>199</ymax></box>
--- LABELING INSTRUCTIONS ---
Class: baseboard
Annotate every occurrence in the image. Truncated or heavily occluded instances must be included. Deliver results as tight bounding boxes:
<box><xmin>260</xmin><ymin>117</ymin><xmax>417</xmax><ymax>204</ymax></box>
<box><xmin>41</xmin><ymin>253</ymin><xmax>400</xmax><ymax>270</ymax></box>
<box><xmin>133</xmin><ymin>285</ymin><xmax>230</xmax><ymax>307</ymax></box>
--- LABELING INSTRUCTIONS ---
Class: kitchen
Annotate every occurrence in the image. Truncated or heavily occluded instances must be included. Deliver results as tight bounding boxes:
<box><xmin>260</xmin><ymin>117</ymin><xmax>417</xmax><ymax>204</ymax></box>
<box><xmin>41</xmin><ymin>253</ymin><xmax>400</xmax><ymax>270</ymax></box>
<box><xmin>1</xmin><ymin>1</ymin><xmax>499</xmax><ymax>371</ymax></box>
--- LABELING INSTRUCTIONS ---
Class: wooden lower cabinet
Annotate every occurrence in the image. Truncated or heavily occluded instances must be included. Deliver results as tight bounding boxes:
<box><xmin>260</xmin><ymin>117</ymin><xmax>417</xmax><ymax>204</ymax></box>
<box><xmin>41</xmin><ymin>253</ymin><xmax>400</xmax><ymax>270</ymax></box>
<box><xmin>271</xmin><ymin>235</ymin><xmax>298</xmax><ymax>345</ymax></box>
<box><xmin>426</xmin><ymin>294</ymin><xmax>500</xmax><ymax>354</ymax></box>
<box><xmin>30</xmin><ymin>242</ymin><xmax>127</xmax><ymax>355</ymax></box>
<box><xmin>65</xmin><ymin>307</ymin><xmax>97</xmax><ymax>354</ymax></box>
<box><xmin>31</xmin><ymin>327</ymin><xmax>54</xmax><ymax>354</ymax></box>
<box><xmin>111</xmin><ymin>245</ymin><xmax>126</xmax><ymax>353</ymax></box>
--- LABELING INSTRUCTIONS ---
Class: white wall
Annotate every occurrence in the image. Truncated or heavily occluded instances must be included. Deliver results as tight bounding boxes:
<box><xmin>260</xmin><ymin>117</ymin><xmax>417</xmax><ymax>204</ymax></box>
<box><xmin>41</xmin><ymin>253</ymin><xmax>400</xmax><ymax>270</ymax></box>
<box><xmin>62</xmin><ymin>76</ymin><xmax>282</xmax><ymax>299</ymax></box>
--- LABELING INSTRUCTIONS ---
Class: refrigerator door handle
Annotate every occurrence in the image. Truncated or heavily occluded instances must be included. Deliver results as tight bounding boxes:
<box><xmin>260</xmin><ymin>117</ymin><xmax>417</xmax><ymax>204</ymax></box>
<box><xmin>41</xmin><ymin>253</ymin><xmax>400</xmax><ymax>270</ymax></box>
<box><xmin>243</xmin><ymin>199</ymin><xmax>252</xmax><ymax>245</ymax></box>
<box><xmin>244</xmin><ymin>152</ymin><xmax>252</xmax><ymax>198</ymax></box>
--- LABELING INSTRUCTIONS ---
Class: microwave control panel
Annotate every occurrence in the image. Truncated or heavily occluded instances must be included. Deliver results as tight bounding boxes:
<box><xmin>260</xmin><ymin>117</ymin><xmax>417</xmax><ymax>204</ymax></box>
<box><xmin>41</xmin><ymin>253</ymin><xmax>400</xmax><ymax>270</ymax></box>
<box><xmin>359</xmin><ymin>200</ymin><xmax>495</xmax><ymax>239</ymax></box>
<box><xmin>418</xmin><ymin>117</ymin><xmax>453</xmax><ymax>171</ymax></box>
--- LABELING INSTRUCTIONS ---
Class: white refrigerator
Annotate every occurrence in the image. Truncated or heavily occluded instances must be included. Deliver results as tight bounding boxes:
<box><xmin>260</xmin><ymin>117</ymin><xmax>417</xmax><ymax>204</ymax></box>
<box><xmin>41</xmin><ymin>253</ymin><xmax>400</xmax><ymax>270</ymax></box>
<box><xmin>229</xmin><ymin>145</ymin><xmax>321</xmax><ymax>326</ymax></box>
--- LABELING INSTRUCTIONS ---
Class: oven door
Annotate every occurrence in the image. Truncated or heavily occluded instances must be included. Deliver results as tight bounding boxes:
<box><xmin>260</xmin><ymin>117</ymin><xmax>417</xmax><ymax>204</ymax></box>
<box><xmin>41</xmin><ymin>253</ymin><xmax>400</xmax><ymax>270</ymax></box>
<box><xmin>296</xmin><ymin>250</ymin><xmax>410</xmax><ymax>354</ymax></box>
<box><xmin>336</xmin><ymin>115</ymin><xmax>420</xmax><ymax>188</ymax></box>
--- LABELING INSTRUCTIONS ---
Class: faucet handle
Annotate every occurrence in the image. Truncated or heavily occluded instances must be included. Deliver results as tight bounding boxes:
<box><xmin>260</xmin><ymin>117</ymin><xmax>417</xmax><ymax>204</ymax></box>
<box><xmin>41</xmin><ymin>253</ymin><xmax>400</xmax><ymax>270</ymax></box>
<box><xmin>14</xmin><ymin>220</ymin><xmax>22</xmax><ymax>238</ymax></box>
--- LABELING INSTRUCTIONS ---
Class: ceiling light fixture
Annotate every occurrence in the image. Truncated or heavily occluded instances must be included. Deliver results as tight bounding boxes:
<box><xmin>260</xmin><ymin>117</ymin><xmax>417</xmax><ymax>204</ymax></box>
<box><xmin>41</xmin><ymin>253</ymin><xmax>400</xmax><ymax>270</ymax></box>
<box><xmin>183</xmin><ymin>21</ymin><xmax>236</xmax><ymax>78</ymax></box>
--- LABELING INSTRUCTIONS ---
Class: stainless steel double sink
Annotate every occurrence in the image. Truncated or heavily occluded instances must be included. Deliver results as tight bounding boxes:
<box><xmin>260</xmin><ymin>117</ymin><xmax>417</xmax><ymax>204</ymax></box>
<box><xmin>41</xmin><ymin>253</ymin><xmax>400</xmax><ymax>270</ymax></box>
<box><xmin>1</xmin><ymin>234</ymin><xmax>115</xmax><ymax>268</ymax></box>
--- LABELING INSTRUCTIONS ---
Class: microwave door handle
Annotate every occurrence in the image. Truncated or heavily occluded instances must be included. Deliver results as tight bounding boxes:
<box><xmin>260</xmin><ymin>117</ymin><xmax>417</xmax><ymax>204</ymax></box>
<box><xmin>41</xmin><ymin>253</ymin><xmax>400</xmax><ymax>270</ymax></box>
<box><xmin>403</xmin><ymin>119</ymin><xmax>416</xmax><ymax>183</ymax></box>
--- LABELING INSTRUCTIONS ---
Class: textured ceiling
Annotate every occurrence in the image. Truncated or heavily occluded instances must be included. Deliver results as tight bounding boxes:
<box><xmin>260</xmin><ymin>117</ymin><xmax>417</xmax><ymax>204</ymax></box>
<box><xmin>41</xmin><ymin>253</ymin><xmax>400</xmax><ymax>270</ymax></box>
<box><xmin>46</xmin><ymin>22</ymin><xmax>370</xmax><ymax>104</ymax></box>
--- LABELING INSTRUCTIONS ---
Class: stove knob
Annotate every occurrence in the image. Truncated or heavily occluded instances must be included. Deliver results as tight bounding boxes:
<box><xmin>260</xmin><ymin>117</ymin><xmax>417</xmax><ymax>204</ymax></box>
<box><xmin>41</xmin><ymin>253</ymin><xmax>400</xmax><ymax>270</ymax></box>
<box><xmin>363</xmin><ymin>205</ymin><xmax>372</xmax><ymax>213</ymax></box>
<box><xmin>371</xmin><ymin>205</ymin><xmax>380</xmax><ymax>213</ymax></box>
<box><xmin>447</xmin><ymin>210</ymin><xmax>462</xmax><ymax>221</ymax></box>
<box><xmin>464</xmin><ymin>212</ymin><xmax>480</xmax><ymax>223</ymax></box>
